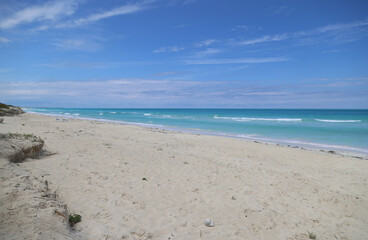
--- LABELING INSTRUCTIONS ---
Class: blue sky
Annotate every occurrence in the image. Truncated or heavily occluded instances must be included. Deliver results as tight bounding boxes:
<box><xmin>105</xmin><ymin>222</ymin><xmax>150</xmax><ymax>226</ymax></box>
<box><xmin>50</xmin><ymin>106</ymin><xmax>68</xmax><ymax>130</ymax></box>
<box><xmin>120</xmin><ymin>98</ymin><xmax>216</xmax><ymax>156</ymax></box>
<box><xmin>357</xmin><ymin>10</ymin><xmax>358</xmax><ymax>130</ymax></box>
<box><xmin>0</xmin><ymin>0</ymin><xmax>367</xmax><ymax>108</ymax></box>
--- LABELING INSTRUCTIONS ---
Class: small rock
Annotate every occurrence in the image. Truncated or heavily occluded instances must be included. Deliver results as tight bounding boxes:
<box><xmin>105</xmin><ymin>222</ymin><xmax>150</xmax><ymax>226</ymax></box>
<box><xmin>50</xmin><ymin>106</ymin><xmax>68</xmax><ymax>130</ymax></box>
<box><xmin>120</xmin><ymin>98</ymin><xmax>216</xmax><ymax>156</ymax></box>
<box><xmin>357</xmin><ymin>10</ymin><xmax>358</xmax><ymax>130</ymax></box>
<box><xmin>0</xmin><ymin>118</ymin><xmax>3</xmax><ymax>123</ymax></box>
<box><xmin>205</xmin><ymin>219</ymin><xmax>215</xmax><ymax>227</ymax></box>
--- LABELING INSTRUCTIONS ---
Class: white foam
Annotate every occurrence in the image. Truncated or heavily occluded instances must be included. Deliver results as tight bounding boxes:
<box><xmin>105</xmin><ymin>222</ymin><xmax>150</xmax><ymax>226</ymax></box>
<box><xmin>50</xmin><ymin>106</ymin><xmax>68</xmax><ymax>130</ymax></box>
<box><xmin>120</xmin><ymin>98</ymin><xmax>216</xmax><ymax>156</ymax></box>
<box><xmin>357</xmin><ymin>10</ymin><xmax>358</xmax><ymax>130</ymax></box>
<box><xmin>110</xmin><ymin>112</ymin><xmax>116</xmax><ymax>114</ymax></box>
<box><xmin>64</xmin><ymin>113</ymin><xmax>70</xmax><ymax>115</ymax></box>
<box><xmin>73</xmin><ymin>113</ymin><xmax>80</xmax><ymax>116</ymax></box>
<box><xmin>315</xmin><ymin>119</ymin><xmax>361</xmax><ymax>123</ymax></box>
<box><xmin>99</xmin><ymin>113</ymin><xmax>103</xmax><ymax>115</ymax></box>
<box><xmin>144</xmin><ymin>113</ymin><xmax>152</xmax><ymax>116</ymax></box>
<box><xmin>214</xmin><ymin>116</ymin><xmax>302</xmax><ymax>122</ymax></box>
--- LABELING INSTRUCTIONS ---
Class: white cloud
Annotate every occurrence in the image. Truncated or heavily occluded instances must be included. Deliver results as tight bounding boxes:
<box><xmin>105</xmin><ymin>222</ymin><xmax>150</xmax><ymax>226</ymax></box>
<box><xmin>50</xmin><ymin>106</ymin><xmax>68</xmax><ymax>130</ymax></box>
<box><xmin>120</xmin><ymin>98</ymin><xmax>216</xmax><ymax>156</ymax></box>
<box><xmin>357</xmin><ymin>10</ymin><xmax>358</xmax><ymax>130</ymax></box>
<box><xmin>151</xmin><ymin>71</ymin><xmax>190</xmax><ymax>77</ymax></box>
<box><xmin>1</xmin><ymin>76</ymin><xmax>366</xmax><ymax>108</ymax></box>
<box><xmin>168</xmin><ymin>0</ymin><xmax>197</xmax><ymax>6</ymax></box>
<box><xmin>185</xmin><ymin>57</ymin><xmax>289</xmax><ymax>64</ymax></box>
<box><xmin>194</xmin><ymin>39</ymin><xmax>218</xmax><ymax>47</ymax></box>
<box><xmin>154</xmin><ymin>39</ymin><xmax>219</xmax><ymax>54</ymax></box>
<box><xmin>0</xmin><ymin>0</ymin><xmax>78</xmax><ymax>29</ymax></box>
<box><xmin>231</xmin><ymin>25</ymin><xmax>248</xmax><ymax>31</ymax></box>
<box><xmin>153</xmin><ymin>46</ymin><xmax>185</xmax><ymax>53</ymax></box>
<box><xmin>52</xmin><ymin>38</ymin><xmax>102</xmax><ymax>52</ymax></box>
<box><xmin>1</xmin><ymin>1</ymin><xmax>154</xmax><ymax>31</ymax></box>
<box><xmin>0</xmin><ymin>79</ymin><xmax>290</xmax><ymax>107</ymax></box>
<box><xmin>58</xmin><ymin>4</ymin><xmax>144</xmax><ymax>28</ymax></box>
<box><xmin>0</xmin><ymin>36</ymin><xmax>11</xmax><ymax>43</ymax></box>
<box><xmin>293</xmin><ymin>19</ymin><xmax>368</xmax><ymax>45</ymax></box>
<box><xmin>239</xmin><ymin>34</ymin><xmax>288</xmax><ymax>45</ymax></box>
<box><xmin>235</xmin><ymin>19</ymin><xmax>368</xmax><ymax>48</ymax></box>
<box><xmin>295</xmin><ymin>21</ymin><xmax>368</xmax><ymax>37</ymax></box>
<box><xmin>316</xmin><ymin>19</ymin><xmax>368</xmax><ymax>33</ymax></box>
<box><xmin>240</xmin><ymin>91</ymin><xmax>288</xmax><ymax>96</ymax></box>
<box><xmin>193</xmin><ymin>48</ymin><xmax>222</xmax><ymax>58</ymax></box>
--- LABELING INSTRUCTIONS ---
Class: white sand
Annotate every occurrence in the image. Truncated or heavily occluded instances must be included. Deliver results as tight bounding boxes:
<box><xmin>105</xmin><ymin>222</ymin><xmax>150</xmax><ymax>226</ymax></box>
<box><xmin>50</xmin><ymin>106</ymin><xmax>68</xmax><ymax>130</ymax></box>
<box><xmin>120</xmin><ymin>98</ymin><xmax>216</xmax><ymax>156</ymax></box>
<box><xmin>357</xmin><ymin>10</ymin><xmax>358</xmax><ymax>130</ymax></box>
<box><xmin>1</xmin><ymin>113</ymin><xmax>367</xmax><ymax>240</ymax></box>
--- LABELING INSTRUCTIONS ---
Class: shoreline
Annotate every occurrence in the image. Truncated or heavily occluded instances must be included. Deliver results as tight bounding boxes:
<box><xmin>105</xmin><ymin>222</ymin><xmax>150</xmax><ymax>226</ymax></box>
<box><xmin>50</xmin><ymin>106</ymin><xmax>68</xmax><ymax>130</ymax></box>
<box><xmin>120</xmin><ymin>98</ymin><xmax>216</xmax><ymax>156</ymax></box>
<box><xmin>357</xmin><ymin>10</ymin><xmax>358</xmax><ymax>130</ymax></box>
<box><xmin>1</xmin><ymin>113</ymin><xmax>368</xmax><ymax>239</ymax></box>
<box><xmin>26</xmin><ymin>111</ymin><xmax>368</xmax><ymax>159</ymax></box>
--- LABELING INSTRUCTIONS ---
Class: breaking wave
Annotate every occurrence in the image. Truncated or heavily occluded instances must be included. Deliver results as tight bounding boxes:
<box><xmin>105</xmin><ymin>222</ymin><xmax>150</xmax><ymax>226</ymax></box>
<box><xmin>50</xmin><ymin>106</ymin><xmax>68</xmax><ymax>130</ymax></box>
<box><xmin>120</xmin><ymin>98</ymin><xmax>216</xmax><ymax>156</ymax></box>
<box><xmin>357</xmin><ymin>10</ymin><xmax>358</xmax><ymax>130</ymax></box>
<box><xmin>214</xmin><ymin>116</ymin><xmax>302</xmax><ymax>122</ymax></box>
<box><xmin>315</xmin><ymin>119</ymin><xmax>361</xmax><ymax>123</ymax></box>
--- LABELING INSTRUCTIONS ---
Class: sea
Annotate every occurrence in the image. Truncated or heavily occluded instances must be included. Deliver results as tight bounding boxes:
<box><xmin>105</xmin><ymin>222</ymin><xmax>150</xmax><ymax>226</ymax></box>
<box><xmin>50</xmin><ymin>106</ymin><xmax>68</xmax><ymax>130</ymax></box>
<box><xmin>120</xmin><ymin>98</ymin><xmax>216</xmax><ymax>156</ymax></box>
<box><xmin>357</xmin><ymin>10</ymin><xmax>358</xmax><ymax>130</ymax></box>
<box><xmin>25</xmin><ymin>108</ymin><xmax>368</xmax><ymax>154</ymax></box>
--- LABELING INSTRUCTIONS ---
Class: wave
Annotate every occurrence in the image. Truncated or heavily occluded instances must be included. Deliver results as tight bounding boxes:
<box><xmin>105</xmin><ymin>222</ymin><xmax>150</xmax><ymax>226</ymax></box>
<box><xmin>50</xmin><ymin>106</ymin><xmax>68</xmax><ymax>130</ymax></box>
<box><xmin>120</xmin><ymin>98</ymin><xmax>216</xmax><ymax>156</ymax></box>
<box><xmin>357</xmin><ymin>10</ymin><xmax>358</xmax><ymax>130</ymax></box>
<box><xmin>73</xmin><ymin>113</ymin><xmax>80</xmax><ymax>116</ymax></box>
<box><xmin>110</xmin><ymin>112</ymin><xmax>116</xmax><ymax>114</ymax></box>
<box><xmin>214</xmin><ymin>116</ymin><xmax>302</xmax><ymax>122</ymax></box>
<box><xmin>144</xmin><ymin>113</ymin><xmax>152</xmax><ymax>116</ymax></box>
<box><xmin>315</xmin><ymin>119</ymin><xmax>361</xmax><ymax>123</ymax></box>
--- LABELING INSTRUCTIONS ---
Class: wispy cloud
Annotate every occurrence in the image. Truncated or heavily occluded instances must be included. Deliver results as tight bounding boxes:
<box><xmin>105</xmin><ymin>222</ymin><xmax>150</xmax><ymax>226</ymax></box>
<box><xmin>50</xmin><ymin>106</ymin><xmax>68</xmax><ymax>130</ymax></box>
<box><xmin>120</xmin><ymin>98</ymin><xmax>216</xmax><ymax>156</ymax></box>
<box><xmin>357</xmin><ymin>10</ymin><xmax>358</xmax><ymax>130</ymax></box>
<box><xmin>268</xmin><ymin>6</ymin><xmax>294</xmax><ymax>16</ymax></box>
<box><xmin>154</xmin><ymin>39</ymin><xmax>219</xmax><ymax>55</ymax></box>
<box><xmin>52</xmin><ymin>38</ymin><xmax>102</xmax><ymax>52</ymax></box>
<box><xmin>172</xmin><ymin>24</ymin><xmax>190</xmax><ymax>29</ymax></box>
<box><xmin>232</xmin><ymin>19</ymin><xmax>368</xmax><ymax>48</ymax></box>
<box><xmin>239</xmin><ymin>34</ymin><xmax>288</xmax><ymax>45</ymax></box>
<box><xmin>193</xmin><ymin>48</ymin><xmax>222</xmax><ymax>58</ymax></box>
<box><xmin>298</xmin><ymin>78</ymin><xmax>368</xmax><ymax>89</ymax></box>
<box><xmin>185</xmin><ymin>57</ymin><xmax>289</xmax><ymax>65</ymax></box>
<box><xmin>0</xmin><ymin>78</ymin><xmax>290</xmax><ymax>108</ymax></box>
<box><xmin>316</xmin><ymin>19</ymin><xmax>368</xmax><ymax>33</ymax></box>
<box><xmin>322</xmin><ymin>49</ymin><xmax>346</xmax><ymax>53</ymax></box>
<box><xmin>0</xmin><ymin>0</ymin><xmax>78</xmax><ymax>29</ymax></box>
<box><xmin>194</xmin><ymin>39</ymin><xmax>218</xmax><ymax>47</ymax></box>
<box><xmin>57</xmin><ymin>3</ymin><xmax>146</xmax><ymax>28</ymax></box>
<box><xmin>153</xmin><ymin>45</ymin><xmax>185</xmax><ymax>53</ymax></box>
<box><xmin>231</xmin><ymin>25</ymin><xmax>248</xmax><ymax>31</ymax></box>
<box><xmin>293</xmin><ymin>19</ymin><xmax>368</xmax><ymax>45</ymax></box>
<box><xmin>167</xmin><ymin>0</ymin><xmax>198</xmax><ymax>7</ymax></box>
<box><xmin>3</xmin><ymin>76</ymin><xmax>365</xmax><ymax>108</ymax></box>
<box><xmin>151</xmin><ymin>71</ymin><xmax>191</xmax><ymax>77</ymax></box>
<box><xmin>35</xmin><ymin>60</ymin><xmax>163</xmax><ymax>69</ymax></box>
<box><xmin>0</xmin><ymin>36</ymin><xmax>11</xmax><ymax>43</ymax></box>
<box><xmin>1</xmin><ymin>0</ymin><xmax>155</xmax><ymax>31</ymax></box>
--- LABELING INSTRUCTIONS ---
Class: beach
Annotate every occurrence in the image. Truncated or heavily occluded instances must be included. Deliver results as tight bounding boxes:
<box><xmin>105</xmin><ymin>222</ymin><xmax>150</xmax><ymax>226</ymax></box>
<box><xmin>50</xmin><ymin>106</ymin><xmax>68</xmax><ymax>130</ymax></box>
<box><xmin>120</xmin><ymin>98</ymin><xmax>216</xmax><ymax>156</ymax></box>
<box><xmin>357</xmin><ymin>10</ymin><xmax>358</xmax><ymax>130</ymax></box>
<box><xmin>1</xmin><ymin>113</ymin><xmax>368</xmax><ymax>239</ymax></box>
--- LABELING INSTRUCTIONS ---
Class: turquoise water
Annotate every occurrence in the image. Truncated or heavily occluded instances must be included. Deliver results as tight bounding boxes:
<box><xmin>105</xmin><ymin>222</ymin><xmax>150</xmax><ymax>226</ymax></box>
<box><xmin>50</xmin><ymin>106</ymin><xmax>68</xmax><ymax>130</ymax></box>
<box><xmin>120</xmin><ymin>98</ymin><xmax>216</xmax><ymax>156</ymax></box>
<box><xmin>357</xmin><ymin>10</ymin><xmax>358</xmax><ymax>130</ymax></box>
<box><xmin>26</xmin><ymin>108</ymin><xmax>368</xmax><ymax>153</ymax></box>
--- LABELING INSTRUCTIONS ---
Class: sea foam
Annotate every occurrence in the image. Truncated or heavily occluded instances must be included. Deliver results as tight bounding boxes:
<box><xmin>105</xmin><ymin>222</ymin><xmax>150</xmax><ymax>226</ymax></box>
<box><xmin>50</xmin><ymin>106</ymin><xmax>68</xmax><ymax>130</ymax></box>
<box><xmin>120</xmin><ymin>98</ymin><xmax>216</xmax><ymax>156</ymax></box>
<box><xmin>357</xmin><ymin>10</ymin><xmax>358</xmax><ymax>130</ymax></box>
<box><xmin>214</xmin><ymin>116</ymin><xmax>302</xmax><ymax>122</ymax></box>
<box><xmin>315</xmin><ymin>119</ymin><xmax>361</xmax><ymax>123</ymax></box>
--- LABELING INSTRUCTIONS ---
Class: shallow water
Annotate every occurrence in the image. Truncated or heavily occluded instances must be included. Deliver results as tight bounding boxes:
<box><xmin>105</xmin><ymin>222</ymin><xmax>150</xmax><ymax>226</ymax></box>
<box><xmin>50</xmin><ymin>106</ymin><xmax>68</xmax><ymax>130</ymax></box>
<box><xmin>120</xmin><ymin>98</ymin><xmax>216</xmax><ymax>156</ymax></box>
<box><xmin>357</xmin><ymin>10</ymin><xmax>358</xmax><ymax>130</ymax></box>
<box><xmin>26</xmin><ymin>108</ymin><xmax>368</xmax><ymax>153</ymax></box>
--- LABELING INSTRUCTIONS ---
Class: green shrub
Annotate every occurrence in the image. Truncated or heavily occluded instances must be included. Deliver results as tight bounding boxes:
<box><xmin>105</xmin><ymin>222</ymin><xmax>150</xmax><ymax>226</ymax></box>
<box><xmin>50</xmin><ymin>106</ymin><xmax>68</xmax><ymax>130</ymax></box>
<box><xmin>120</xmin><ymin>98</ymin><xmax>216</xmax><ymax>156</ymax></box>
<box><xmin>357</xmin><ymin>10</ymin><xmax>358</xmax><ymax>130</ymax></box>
<box><xmin>0</xmin><ymin>103</ymin><xmax>10</xmax><ymax>109</ymax></box>
<box><xmin>68</xmin><ymin>213</ymin><xmax>82</xmax><ymax>227</ymax></box>
<box><xmin>308</xmin><ymin>231</ymin><xmax>316</xmax><ymax>239</ymax></box>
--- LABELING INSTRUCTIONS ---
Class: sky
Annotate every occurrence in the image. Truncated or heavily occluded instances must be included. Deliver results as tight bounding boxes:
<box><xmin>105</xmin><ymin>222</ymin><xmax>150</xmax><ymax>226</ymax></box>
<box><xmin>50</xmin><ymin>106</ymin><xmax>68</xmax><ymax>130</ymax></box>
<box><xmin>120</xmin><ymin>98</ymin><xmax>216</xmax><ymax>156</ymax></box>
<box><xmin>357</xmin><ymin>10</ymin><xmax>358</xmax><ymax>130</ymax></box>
<box><xmin>0</xmin><ymin>0</ymin><xmax>368</xmax><ymax>108</ymax></box>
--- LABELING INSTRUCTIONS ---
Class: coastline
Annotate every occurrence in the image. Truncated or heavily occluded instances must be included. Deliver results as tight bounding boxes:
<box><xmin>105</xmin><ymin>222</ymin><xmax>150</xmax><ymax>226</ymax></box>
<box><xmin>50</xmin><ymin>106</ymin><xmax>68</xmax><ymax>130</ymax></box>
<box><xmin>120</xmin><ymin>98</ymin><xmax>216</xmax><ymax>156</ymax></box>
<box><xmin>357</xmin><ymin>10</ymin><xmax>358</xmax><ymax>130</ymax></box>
<box><xmin>1</xmin><ymin>113</ymin><xmax>368</xmax><ymax>239</ymax></box>
<box><xmin>25</xmin><ymin>111</ymin><xmax>368</xmax><ymax>159</ymax></box>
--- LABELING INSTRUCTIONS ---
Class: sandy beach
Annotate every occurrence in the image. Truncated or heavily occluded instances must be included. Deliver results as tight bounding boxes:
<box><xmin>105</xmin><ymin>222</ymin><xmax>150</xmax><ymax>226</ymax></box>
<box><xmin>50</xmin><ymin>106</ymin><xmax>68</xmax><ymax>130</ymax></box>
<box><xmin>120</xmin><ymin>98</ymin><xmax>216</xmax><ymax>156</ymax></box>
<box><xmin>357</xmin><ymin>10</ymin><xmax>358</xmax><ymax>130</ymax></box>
<box><xmin>1</xmin><ymin>113</ymin><xmax>367</xmax><ymax>240</ymax></box>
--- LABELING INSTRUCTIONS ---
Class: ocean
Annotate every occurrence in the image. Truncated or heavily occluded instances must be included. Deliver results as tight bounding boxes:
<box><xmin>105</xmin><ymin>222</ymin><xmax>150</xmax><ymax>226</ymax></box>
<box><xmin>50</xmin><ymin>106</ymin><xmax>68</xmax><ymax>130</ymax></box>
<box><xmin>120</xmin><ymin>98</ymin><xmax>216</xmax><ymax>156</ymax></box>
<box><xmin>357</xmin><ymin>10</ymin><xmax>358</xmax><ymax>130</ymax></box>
<box><xmin>25</xmin><ymin>108</ymin><xmax>368</xmax><ymax>154</ymax></box>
